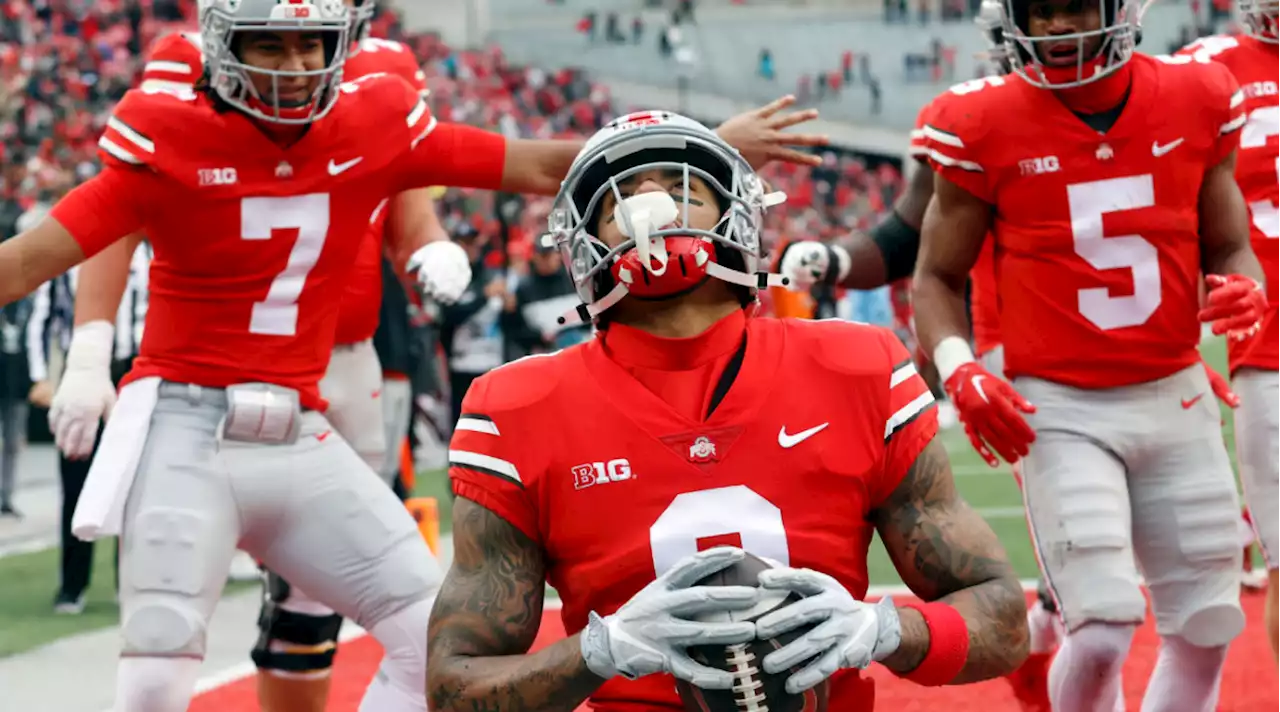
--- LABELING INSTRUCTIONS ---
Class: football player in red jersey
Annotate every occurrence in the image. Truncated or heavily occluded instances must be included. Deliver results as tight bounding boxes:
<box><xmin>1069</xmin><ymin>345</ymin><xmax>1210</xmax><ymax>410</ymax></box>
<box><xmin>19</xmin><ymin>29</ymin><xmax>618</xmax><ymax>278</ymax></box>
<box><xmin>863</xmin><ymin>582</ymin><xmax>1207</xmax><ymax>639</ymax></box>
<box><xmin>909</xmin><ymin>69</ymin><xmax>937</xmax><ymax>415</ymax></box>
<box><xmin>46</xmin><ymin>5</ymin><xmax>457</xmax><ymax>711</ymax></box>
<box><xmin>0</xmin><ymin>1</ymin><xmax>824</xmax><ymax>711</ymax></box>
<box><xmin>424</xmin><ymin>112</ymin><xmax>1029</xmax><ymax>712</ymax></box>
<box><xmin>912</xmin><ymin>0</ymin><xmax>1268</xmax><ymax>707</ymax></box>
<box><xmin>777</xmin><ymin>6</ymin><xmax>1060</xmax><ymax>707</ymax></box>
<box><xmin>1177</xmin><ymin>9</ymin><xmax>1280</xmax><ymax>659</ymax></box>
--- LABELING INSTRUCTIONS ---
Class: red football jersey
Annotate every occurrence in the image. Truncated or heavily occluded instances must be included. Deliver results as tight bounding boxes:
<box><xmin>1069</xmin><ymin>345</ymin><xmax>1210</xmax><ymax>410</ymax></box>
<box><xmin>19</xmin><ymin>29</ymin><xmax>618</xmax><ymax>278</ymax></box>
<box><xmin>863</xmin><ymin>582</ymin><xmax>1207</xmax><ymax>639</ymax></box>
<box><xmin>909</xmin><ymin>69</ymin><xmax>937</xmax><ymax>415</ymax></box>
<box><xmin>449</xmin><ymin>315</ymin><xmax>939</xmax><ymax>711</ymax></box>
<box><xmin>924</xmin><ymin>55</ymin><xmax>1245</xmax><ymax>389</ymax></box>
<box><xmin>1179</xmin><ymin>35</ymin><xmax>1279</xmax><ymax>373</ymax></box>
<box><xmin>970</xmin><ymin>236</ymin><xmax>1001</xmax><ymax>357</ymax></box>
<box><xmin>139</xmin><ymin>31</ymin><xmax>203</xmax><ymax>92</ymax></box>
<box><xmin>335</xmin><ymin>38</ymin><xmax>430</xmax><ymax>345</ymax></box>
<box><xmin>51</xmin><ymin>76</ymin><xmax>505</xmax><ymax>410</ymax></box>
<box><xmin>138</xmin><ymin>33</ymin><xmax>431</xmax><ymax>348</ymax></box>
<box><xmin>908</xmin><ymin>100</ymin><xmax>936</xmax><ymax>165</ymax></box>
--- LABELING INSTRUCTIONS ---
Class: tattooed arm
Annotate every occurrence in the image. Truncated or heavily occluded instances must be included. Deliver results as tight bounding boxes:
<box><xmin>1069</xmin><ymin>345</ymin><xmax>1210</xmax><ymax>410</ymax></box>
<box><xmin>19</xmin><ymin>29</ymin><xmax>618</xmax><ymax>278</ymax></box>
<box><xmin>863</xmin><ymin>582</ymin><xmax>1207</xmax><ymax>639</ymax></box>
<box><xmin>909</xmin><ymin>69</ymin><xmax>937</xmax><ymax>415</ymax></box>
<box><xmin>869</xmin><ymin>437</ymin><xmax>1029</xmax><ymax>683</ymax></box>
<box><xmin>426</xmin><ymin>496</ymin><xmax>605</xmax><ymax>712</ymax></box>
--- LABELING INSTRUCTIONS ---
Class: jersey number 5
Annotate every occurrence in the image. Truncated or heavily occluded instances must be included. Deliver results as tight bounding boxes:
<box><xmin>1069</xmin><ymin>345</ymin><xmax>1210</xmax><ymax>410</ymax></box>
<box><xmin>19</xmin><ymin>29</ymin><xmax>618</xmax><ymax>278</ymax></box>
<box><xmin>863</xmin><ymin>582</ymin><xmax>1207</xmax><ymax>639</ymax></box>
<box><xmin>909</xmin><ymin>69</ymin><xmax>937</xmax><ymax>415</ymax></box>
<box><xmin>241</xmin><ymin>194</ymin><xmax>331</xmax><ymax>336</ymax></box>
<box><xmin>1067</xmin><ymin>175</ymin><xmax>1160</xmax><ymax>331</ymax></box>
<box><xmin>1241</xmin><ymin>106</ymin><xmax>1280</xmax><ymax>240</ymax></box>
<box><xmin>649</xmin><ymin>485</ymin><xmax>791</xmax><ymax>576</ymax></box>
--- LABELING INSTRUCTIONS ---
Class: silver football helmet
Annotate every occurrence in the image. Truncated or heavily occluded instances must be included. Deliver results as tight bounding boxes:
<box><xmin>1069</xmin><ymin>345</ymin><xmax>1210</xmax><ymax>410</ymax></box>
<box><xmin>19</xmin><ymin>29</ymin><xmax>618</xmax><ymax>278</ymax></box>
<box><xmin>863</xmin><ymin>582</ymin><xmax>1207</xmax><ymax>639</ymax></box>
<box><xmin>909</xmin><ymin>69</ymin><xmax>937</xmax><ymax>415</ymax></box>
<box><xmin>1240</xmin><ymin>0</ymin><xmax>1279</xmax><ymax>42</ymax></box>
<box><xmin>200</xmin><ymin>0</ymin><xmax>351</xmax><ymax>124</ymax></box>
<box><xmin>349</xmin><ymin>0</ymin><xmax>376</xmax><ymax>48</ymax></box>
<box><xmin>544</xmin><ymin>111</ymin><xmax>788</xmax><ymax>324</ymax></box>
<box><xmin>976</xmin><ymin>0</ymin><xmax>1012</xmax><ymax>74</ymax></box>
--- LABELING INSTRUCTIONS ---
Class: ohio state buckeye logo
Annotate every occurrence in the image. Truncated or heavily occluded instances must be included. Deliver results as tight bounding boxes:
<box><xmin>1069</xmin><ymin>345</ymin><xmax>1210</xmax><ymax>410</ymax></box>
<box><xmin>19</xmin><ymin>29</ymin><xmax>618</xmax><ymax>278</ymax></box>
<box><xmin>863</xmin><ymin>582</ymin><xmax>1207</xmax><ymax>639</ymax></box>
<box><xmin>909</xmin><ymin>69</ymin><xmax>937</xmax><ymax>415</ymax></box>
<box><xmin>688</xmin><ymin>436</ymin><xmax>717</xmax><ymax>463</ymax></box>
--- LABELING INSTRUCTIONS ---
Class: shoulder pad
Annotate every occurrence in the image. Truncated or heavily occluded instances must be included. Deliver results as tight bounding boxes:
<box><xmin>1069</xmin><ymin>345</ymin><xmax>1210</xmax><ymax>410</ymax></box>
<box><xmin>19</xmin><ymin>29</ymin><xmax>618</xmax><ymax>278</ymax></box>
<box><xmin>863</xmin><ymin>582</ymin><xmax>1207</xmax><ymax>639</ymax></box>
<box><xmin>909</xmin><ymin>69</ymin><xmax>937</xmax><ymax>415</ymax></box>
<box><xmin>97</xmin><ymin>88</ymin><xmax>197</xmax><ymax>171</ymax></box>
<box><xmin>141</xmin><ymin>32</ymin><xmax>204</xmax><ymax>91</ymax></box>
<box><xmin>466</xmin><ymin>347</ymin><xmax>577</xmax><ymax>412</ymax></box>
<box><xmin>1174</xmin><ymin>34</ymin><xmax>1242</xmax><ymax>60</ymax></box>
<box><xmin>347</xmin><ymin>39</ymin><xmax>427</xmax><ymax>93</ymax></box>
<box><xmin>334</xmin><ymin>71</ymin><xmax>434</xmax><ymax>146</ymax></box>
<box><xmin>782</xmin><ymin>318</ymin><xmax>901</xmax><ymax>377</ymax></box>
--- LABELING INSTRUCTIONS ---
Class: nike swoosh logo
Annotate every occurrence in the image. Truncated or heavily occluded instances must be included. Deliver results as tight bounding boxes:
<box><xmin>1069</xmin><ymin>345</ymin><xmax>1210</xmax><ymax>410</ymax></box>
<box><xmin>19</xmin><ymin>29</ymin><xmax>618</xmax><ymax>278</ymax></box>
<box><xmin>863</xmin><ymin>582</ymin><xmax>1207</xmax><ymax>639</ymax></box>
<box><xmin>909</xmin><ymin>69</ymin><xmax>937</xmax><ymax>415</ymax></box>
<box><xmin>778</xmin><ymin>422</ymin><xmax>829</xmax><ymax>448</ymax></box>
<box><xmin>1181</xmin><ymin>394</ymin><xmax>1204</xmax><ymax>409</ymax></box>
<box><xmin>328</xmin><ymin>157</ymin><xmax>363</xmax><ymax>175</ymax></box>
<box><xmin>1152</xmin><ymin>138</ymin><xmax>1184</xmax><ymax>157</ymax></box>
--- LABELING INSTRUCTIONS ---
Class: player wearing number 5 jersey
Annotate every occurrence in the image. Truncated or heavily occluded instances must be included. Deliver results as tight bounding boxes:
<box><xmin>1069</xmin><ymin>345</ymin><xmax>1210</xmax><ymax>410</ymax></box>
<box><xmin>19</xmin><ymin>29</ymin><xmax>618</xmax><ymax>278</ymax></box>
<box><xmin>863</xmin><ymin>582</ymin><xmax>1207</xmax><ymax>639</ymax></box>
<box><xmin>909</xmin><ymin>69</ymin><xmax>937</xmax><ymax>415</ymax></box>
<box><xmin>1178</xmin><ymin>24</ymin><xmax>1280</xmax><ymax>659</ymax></box>
<box><xmin>913</xmin><ymin>0</ymin><xmax>1267</xmax><ymax>708</ymax></box>
<box><xmin>425</xmin><ymin>112</ymin><xmax>1028</xmax><ymax>712</ymax></box>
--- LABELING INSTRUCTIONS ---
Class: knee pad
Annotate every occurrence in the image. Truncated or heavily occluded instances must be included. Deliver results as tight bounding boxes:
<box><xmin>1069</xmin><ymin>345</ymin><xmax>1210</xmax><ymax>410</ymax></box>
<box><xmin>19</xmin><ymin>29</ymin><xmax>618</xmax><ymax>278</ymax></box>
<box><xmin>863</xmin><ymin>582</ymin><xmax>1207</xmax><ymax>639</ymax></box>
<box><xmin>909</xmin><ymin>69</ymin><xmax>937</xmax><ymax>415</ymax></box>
<box><xmin>1065</xmin><ymin>622</ymin><xmax>1136</xmax><ymax>670</ymax></box>
<box><xmin>121</xmin><ymin>598</ymin><xmax>207</xmax><ymax>657</ymax></box>
<box><xmin>251</xmin><ymin>572</ymin><xmax>344</xmax><ymax>676</ymax></box>
<box><xmin>1180</xmin><ymin>602</ymin><xmax>1245</xmax><ymax>648</ymax></box>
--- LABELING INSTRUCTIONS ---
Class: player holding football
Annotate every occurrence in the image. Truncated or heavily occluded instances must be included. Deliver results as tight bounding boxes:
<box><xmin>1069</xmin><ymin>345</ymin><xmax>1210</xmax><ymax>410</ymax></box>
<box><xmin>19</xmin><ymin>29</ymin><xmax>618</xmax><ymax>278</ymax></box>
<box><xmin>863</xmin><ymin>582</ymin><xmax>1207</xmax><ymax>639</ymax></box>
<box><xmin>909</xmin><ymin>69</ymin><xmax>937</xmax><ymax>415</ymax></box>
<box><xmin>912</xmin><ymin>0</ymin><xmax>1268</xmax><ymax>707</ymax></box>
<box><xmin>1177</xmin><ymin>3</ymin><xmax>1280</xmax><ymax>659</ymax></box>
<box><xmin>425</xmin><ymin>112</ymin><xmax>1030</xmax><ymax>712</ymax></box>
<box><xmin>48</xmin><ymin>5</ymin><xmax>459</xmax><ymax>711</ymax></box>
<box><xmin>0</xmin><ymin>1</ymin><xmax>825</xmax><ymax>711</ymax></box>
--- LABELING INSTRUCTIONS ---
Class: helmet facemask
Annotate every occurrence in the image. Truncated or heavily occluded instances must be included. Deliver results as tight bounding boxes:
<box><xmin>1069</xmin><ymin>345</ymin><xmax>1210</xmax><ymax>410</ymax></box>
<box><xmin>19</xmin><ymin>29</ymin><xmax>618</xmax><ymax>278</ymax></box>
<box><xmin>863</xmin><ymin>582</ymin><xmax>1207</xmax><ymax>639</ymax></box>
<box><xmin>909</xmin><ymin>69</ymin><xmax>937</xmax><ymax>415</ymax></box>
<box><xmin>1240</xmin><ymin>0</ymin><xmax>1279</xmax><ymax>42</ymax></box>
<box><xmin>201</xmin><ymin>0</ymin><xmax>351</xmax><ymax>125</ymax></box>
<box><xmin>546</xmin><ymin>119</ymin><xmax>787</xmax><ymax>326</ymax></box>
<box><xmin>1001</xmin><ymin>0</ymin><xmax>1140</xmax><ymax>89</ymax></box>
<box><xmin>348</xmin><ymin>0</ymin><xmax>376</xmax><ymax>50</ymax></box>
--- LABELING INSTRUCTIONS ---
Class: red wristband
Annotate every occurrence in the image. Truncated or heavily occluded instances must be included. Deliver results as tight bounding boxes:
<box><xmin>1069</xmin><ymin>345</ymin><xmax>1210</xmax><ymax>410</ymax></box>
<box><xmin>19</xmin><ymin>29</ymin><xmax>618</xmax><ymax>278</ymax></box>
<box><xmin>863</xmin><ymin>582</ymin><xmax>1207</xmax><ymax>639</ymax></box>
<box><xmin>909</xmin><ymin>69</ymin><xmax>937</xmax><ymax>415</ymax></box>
<box><xmin>895</xmin><ymin>601</ymin><xmax>969</xmax><ymax>686</ymax></box>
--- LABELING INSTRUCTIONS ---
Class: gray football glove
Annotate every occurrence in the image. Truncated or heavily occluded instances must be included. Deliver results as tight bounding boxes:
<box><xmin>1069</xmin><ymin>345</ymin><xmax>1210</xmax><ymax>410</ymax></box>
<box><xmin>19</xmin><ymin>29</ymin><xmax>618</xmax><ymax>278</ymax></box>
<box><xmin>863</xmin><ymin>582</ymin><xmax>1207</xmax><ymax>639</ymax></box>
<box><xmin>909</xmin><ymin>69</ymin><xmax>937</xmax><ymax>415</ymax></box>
<box><xmin>580</xmin><ymin>546</ymin><xmax>762</xmax><ymax>689</ymax></box>
<box><xmin>755</xmin><ymin>567</ymin><xmax>903</xmax><ymax>694</ymax></box>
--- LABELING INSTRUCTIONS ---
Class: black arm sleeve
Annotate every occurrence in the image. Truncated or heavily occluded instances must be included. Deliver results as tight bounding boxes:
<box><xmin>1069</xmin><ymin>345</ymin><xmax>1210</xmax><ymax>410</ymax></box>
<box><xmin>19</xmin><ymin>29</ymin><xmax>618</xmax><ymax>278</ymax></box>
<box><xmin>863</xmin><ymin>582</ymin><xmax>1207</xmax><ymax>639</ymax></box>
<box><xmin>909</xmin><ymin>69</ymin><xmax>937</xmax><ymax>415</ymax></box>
<box><xmin>870</xmin><ymin>210</ymin><xmax>922</xmax><ymax>283</ymax></box>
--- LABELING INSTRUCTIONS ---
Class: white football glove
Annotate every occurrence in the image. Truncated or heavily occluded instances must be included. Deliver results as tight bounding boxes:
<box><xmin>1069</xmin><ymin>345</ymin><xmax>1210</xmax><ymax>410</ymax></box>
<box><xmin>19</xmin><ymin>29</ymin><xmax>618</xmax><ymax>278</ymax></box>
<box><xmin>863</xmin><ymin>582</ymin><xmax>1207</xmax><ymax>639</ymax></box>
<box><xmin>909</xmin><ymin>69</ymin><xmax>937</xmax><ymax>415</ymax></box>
<box><xmin>49</xmin><ymin>320</ymin><xmax>117</xmax><ymax>460</ymax></box>
<box><xmin>408</xmin><ymin>240</ymin><xmax>472</xmax><ymax>305</ymax></box>
<box><xmin>754</xmin><ymin>567</ymin><xmax>902</xmax><ymax>694</ymax></box>
<box><xmin>778</xmin><ymin>241</ymin><xmax>850</xmax><ymax>292</ymax></box>
<box><xmin>580</xmin><ymin>546</ymin><xmax>762</xmax><ymax>689</ymax></box>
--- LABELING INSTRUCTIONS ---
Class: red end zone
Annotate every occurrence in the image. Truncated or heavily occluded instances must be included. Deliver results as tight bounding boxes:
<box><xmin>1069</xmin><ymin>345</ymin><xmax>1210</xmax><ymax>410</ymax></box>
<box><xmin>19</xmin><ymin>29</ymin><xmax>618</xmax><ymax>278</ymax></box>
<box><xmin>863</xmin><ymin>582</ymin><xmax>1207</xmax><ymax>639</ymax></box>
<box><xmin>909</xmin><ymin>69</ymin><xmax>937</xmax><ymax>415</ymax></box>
<box><xmin>190</xmin><ymin>591</ymin><xmax>1278</xmax><ymax>711</ymax></box>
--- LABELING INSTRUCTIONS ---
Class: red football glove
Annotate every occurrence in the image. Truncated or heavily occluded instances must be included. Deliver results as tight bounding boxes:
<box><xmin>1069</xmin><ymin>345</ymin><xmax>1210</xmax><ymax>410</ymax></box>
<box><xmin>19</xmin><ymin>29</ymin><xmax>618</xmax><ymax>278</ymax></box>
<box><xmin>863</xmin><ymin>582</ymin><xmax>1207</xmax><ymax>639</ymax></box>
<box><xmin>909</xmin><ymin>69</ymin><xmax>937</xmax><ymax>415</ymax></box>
<box><xmin>1199</xmin><ymin>274</ymin><xmax>1266</xmax><ymax>341</ymax></box>
<box><xmin>944</xmin><ymin>362</ymin><xmax>1037</xmax><ymax>468</ymax></box>
<box><xmin>1201</xmin><ymin>358</ymin><xmax>1240</xmax><ymax>409</ymax></box>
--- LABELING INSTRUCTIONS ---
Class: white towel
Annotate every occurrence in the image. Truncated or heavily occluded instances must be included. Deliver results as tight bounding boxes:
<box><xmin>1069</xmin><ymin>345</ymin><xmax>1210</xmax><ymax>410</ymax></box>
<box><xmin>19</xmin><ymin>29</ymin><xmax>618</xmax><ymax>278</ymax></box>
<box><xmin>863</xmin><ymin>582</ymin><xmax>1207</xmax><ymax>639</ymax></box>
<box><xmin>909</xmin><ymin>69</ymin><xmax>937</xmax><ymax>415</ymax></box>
<box><xmin>71</xmin><ymin>377</ymin><xmax>161</xmax><ymax>541</ymax></box>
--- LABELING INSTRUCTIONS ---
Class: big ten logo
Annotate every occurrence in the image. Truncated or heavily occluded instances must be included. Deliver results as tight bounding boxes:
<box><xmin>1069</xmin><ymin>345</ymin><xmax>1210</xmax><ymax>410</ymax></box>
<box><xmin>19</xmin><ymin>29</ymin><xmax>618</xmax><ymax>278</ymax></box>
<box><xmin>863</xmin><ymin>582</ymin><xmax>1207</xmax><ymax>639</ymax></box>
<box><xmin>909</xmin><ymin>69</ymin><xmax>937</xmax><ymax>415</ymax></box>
<box><xmin>1019</xmin><ymin>155</ymin><xmax>1061</xmax><ymax>176</ymax></box>
<box><xmin>198</xmin><ymin>167</ymin><xmax>238</xmax><ymax>187</ymax></box>
<box><xmin>274</xmin><ymin>0</ymin><xmax>312</xmax><ymax>18</ymax></box>
<box><xmin>572</xmin><ymin>458</ymin><xmax>635</xmax><ymax>490</ymax></box>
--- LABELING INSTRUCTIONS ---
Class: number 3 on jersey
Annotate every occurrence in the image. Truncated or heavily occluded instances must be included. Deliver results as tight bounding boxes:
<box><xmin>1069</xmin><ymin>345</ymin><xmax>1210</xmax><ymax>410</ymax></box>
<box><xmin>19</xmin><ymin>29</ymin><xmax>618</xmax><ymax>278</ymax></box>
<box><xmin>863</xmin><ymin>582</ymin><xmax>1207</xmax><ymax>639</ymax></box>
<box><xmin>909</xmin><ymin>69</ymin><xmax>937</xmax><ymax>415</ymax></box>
<box><xmin>1068</xmin><ymin>175</ymin><xmax>1161</xmax><ymax>331</ymax></box>
<box><xmin>649</xmin><ymin>485</ymin><xmax>791</xmax><ymax>575</ymax></box>
<box><xmin>241</xmin><ymin>194</ymin><xmax>331</xmax><ymax>336</ymax></box>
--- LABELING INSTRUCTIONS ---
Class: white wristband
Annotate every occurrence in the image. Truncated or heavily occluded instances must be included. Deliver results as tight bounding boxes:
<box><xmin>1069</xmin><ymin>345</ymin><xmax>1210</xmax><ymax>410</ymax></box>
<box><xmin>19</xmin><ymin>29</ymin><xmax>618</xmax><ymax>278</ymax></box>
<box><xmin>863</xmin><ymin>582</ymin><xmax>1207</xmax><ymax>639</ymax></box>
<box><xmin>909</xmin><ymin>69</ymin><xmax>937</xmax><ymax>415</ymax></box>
<box><xmin>65</xmin><ymin>320</ymin><xmax>115</xmax><ymax>371</ymax></box>
<box><xmin>932</xmin><ymin>335</ymin><xmax>976</xmax><ymax>383</ymax></box>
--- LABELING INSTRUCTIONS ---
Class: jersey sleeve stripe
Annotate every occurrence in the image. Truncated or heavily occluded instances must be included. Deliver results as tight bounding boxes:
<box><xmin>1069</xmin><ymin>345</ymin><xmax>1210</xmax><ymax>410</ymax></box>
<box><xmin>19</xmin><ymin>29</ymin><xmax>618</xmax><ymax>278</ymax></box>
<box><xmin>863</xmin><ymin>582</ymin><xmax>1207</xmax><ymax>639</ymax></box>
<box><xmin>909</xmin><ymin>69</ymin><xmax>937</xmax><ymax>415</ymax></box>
<box><xmin>456</xmin><ymin>415</ymin><xmax>500</xmax><ymax>436</ymax></box>
<box><xmin>890</xmin><ymin>361</ymin><xmax>920</xmax><ymax>388</ymax></box>
<box><xmin>97</xmin><ymin>136</ymin><xmax>142</xmax><ymax>165</ymax></box>
<box><xmin>1220</xmin><ymin>114</ymin><xmax>1247</xmax><ymax>135</ymax></box>
<box><xmin>410</xmin><ymin>114</ymin><xmax>439</xmax><ymax>150</ymax></box>
<box><xmin>144</xmin><ymin>60</ymin><xmax>194</xmax><ymax>76</ymax></box>
<box><xmin>1230</xmin><ymin>89</ymin><xmax>1245</xmax><ymax>108</ymax></box>
<box><xmin>106</xmin><ymin>117</ymin><xmax>155</xmax><ymax>154</ymax></box>
<box><xmin>407</xmin><ymin>98</ymin><xmax>428</xmax><ymax>127</ymax></box>
<box><xmin>140</xmin><ymin>78</ymin><xmax>196</xmax><ymax>93</ymax></box>
<box><xmin>926</xmin><ymin>149</ymin><xmax>984</xmax><ymax>173</ymax></box>
<box><xmin>884</xmin><ymin>391</ymin><xmax>936</xmax><ymax>441</ymax></box>
<box><xmin>922</xmin><ymin>125</ymin><xmax>965</xmax><ymax>148</ymax></box>
<box><xmin>449</xmin><ymin>449</ymin><xmax>523</xmax><ymax>487</ymax></box>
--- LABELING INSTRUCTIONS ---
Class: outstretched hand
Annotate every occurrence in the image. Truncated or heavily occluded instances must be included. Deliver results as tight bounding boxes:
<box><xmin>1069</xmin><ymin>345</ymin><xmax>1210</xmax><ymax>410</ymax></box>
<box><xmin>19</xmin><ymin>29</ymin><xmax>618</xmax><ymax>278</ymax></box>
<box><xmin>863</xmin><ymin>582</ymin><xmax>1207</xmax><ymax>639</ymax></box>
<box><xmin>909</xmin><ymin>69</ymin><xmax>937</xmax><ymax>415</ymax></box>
<box><xmin>716</xmin><ymin>95</ymin><xmax>829</xmax><ymax>169</ymax></box>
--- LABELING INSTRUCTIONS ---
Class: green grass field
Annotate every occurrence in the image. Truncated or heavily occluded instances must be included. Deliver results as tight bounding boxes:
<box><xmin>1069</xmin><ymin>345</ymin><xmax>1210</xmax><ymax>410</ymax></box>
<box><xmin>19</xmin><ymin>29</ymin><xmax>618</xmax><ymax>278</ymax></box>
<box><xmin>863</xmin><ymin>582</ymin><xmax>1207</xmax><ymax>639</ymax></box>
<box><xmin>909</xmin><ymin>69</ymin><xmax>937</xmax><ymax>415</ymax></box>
<box><xmin>0</xmin><ymin>337</ymin><xmax>1248</xmax><ymax>659</ymax></box>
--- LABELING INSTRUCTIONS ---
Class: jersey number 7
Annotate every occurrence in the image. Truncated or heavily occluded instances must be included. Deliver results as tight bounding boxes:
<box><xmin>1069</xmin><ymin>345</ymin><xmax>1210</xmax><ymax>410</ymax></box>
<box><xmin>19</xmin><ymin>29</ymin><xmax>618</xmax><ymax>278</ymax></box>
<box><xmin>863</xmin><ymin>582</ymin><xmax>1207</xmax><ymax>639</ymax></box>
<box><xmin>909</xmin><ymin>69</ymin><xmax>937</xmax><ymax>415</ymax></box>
<box><xmin>241</xmin><ymin>194</ymin><xmax>331</xmax><ymax>336</ymax></box>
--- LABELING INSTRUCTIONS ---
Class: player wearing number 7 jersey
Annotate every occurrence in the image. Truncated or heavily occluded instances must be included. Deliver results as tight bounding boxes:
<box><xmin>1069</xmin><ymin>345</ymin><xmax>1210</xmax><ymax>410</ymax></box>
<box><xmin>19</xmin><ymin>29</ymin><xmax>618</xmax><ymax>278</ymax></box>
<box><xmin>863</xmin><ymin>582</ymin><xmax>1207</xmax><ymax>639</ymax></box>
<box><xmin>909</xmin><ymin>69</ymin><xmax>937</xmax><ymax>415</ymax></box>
<box><xmin>426</xmin><ymin>112</ymin><xmax>1029</xmax><ymax>712</ymax></box>
<box><xmin>913</xmin><ymin>0</ymin><xmax>1267</xmax><ymax>708</ymax></box>
<box><xmin>1177</xmin><ymin>22</ymin><xmax>1280</xmax><ymax>659</ymax></box>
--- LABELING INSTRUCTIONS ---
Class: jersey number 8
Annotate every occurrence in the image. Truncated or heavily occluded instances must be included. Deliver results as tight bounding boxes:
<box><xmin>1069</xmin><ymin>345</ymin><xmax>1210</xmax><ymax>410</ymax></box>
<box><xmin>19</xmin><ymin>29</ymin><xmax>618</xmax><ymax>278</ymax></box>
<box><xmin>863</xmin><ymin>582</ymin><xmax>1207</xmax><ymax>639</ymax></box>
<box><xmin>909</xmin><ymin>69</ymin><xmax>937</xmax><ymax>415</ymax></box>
<box><xmin>648</xmin><ymin>485</ymin><xmax>792</xmax><ymax>576</ymax></box>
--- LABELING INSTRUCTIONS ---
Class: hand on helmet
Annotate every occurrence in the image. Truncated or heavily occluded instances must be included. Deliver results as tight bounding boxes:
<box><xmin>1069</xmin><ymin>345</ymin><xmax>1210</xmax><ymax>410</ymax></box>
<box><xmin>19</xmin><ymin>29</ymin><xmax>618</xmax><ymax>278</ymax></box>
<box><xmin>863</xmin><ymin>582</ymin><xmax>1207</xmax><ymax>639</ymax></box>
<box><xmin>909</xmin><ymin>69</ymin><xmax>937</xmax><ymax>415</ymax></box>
<box><xmin>716</xmin><ymin>95</ymin><xmax>830</xmax><ymax>169</ymax></box>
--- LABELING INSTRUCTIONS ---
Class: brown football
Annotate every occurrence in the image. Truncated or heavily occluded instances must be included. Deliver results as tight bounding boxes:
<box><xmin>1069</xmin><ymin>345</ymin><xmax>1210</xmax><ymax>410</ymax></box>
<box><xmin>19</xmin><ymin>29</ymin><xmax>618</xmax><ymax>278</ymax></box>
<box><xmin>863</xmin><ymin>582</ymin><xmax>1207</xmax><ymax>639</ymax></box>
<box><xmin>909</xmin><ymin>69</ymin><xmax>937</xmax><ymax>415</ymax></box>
<box><xmin>675</xmin><ymin>551</ymin><xmax>829</xmax><ymax>712</ymax></box>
